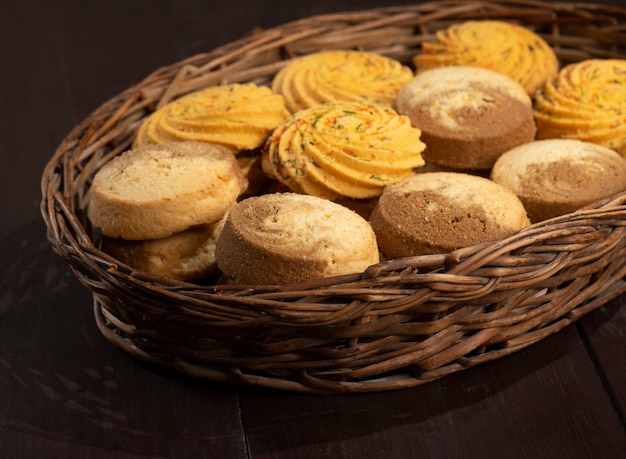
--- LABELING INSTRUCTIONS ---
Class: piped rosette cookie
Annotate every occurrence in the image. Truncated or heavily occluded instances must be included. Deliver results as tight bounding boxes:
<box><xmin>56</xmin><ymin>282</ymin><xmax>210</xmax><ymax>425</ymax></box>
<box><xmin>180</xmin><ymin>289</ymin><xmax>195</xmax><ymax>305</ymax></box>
<box><xmin>133</xmin><ymin>83</ymin><xmax>290</xmax><ymax>153</ymax></box>
<box><xmin>272</xmin><ymin>50</ymin><xmax>414</xmax><ymax>113</ymax></box>
<box><xmin>533</xmin><ymin>59</ymin><xmax>626</xmax><ymax>156</ymax></box>
<box><xmin>414</xmin><ymin>20</ymin><xmax>558</xmax><ymax>95</ymax></box>
<box><xmin>262</xmin><ymin>102</ymin><xmax>426</xmax><ymax>200</ymax></box>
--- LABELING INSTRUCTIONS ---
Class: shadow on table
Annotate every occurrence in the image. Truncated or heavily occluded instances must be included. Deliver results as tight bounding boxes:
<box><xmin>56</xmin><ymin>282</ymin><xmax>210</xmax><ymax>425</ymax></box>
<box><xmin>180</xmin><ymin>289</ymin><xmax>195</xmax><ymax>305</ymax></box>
<box><xmin>234</xmin><ymin>279</ymin><xmax>623</xmax><ymax>455</ymax></box>
<box><xmin>237</xmin><ymin>324</ymin><xmax>596</xmax><ymax>456</ymax></box>
<box><xmin>0</xmin><ymin>218</ymin><xmax>246</xmax><ymax>458</ymax></box>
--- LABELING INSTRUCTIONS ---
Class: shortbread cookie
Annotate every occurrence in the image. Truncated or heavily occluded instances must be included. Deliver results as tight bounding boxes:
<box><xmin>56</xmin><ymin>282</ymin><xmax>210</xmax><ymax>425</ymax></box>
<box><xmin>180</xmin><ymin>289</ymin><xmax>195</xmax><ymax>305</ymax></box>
<box><xmin>369</xmin><ymin>172</ymin><xmax>530</xmax><ymax>257</ymax></box>
<box><xmin>88</xmin><ymin>141</ymin><xmax>247</xmax><ymax>240</ymax></box>
<box><xmin>215</xmin><ymin>193</ymin><xmax>380</xmax><ymax>284</ymax></box>
<box><xmin>395</xmin><ymin>66</ymin><xmax>535</xmax><ymax>170</ymax></box>
<box><xmin>491</xmin><ymin>139</ymin><xmax>626</xmax><ymax>222</ymax></box>
<box><xmin>103</xmin><ymin>216</ymin><xmax>226</xmax><ymax>281</ymax></box>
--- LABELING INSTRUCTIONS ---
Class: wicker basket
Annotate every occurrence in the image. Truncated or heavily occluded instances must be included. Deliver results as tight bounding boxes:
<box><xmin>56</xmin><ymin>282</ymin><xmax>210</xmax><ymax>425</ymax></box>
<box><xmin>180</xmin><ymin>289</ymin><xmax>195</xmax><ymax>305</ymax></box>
<box><xmin>41</xmin><ymin>0</ymin><xmax>626</xmax><ymax>393</ymax></box>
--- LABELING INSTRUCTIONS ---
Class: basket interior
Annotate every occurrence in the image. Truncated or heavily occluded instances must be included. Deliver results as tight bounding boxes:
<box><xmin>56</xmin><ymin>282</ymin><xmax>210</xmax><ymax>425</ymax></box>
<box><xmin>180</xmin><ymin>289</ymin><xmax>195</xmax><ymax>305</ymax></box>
<box><xmin>41</xmin><ymin>0</ymin><xmax>626</xmax><ymax>393</ymax></box>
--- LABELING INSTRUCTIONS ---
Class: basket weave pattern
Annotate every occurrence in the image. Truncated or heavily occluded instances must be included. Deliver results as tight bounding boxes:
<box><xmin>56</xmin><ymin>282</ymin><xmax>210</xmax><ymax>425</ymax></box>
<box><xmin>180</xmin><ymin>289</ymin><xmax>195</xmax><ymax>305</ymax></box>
<box><xmin>42</xmin><ymin>1</ymin><xmax>626</xmax><ymax>393</ymax></box>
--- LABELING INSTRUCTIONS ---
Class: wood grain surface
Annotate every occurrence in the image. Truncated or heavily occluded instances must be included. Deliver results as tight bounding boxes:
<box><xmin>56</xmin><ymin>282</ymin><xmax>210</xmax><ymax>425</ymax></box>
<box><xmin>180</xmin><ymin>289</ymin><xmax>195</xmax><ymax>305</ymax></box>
<box><xmin>1</xmin><ymin>0</ymin><xmax>624</xmax><ymax>457</ymax></box>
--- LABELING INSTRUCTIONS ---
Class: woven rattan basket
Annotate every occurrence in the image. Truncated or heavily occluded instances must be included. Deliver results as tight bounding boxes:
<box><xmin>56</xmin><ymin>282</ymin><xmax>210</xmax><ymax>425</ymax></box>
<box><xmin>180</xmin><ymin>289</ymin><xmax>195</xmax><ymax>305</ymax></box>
<box><xmin>41</xmin><ymin>0</ymin><xmax>626</xmax><ymax>393</ymax></box>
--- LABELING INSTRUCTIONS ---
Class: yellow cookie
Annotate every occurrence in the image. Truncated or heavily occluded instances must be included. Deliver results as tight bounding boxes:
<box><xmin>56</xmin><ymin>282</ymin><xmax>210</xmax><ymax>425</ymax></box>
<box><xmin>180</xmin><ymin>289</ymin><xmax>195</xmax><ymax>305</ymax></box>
<box><xmin>262</xmin><ymin>102</ymin><xmax>425</xmax><ymax>200</ymax></box>
<box><xmin>414</xmin><ymin>20</ymin><xmax>559</xmax><ymax>95</ymax></box>
<box><xmin>133</xmin><ymin>83</ymin><xmax>289</xmax><ymax>153</ymax></box>
<box><xmin>533</xmin><ymin>59</ymin><xmax>626</xmax><ymax>156</ymax></box>
<box><xmin>272</xmin><ymin>50</ymin><xmax>414</xmax><ymax>113</ymax></box>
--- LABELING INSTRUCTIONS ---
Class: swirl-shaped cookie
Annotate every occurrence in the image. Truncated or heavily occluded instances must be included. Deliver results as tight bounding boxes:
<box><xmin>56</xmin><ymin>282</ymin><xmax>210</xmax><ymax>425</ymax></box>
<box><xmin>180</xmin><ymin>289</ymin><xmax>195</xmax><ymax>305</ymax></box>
<box><xmin>272</xmin><ymin>50</ymin><xmax>414</xmax><ymax>113</ymax></box>
<box><xmin>533</xmin><ymin>59</ymin><xmax>626</xmax><ymax>156</ymax></box>
<box><xmin>133</xmin><ymin>83</ymin><xmax>290</xmax><ymax>153</ymax></box>
<box><xmin>414</xmin><ymin>20</ymin><xmax>558</xmax><ymax>95</ymax></box>
<box><xmin>262</xmin><ymin>102</ymin><xmax>426</xmax><ymax>200</ymax></box>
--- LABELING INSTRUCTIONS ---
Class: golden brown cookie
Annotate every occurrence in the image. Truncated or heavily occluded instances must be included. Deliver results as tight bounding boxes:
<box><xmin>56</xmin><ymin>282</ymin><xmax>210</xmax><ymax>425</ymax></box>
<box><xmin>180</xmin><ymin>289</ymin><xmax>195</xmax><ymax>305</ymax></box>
<box><xmin>103</xmin><ymin>217</ymin><xmax>226</xmax><ymax>281</ymax></box>
<box><xmin>215</xmin><ymin>193</ymin><xmax>380</xmax><ymax>284</ymax></box>
<box><xmin>395</xmin><ymin>66</ymin><xmax>536</xmax><ymax>171</ymax></box>
<box><xmin>87</xmin><ymin>141</ymin><xmax>247</xmax><ymax>240</ymax></box>
<box><xmin>369</xmin><ymin>172</ymin><xmax>530</xmax><ymax>257</ymax></box>
<box><xmin>491</xmin><ymin>139</ymin><xmax>626</xmax><ymax>222</ymax></box>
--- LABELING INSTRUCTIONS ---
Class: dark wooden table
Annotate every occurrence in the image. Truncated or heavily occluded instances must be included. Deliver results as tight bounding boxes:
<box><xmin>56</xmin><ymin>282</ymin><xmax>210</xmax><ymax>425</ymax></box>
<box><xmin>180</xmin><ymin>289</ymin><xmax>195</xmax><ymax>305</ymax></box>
<box><xmin>1</xmin><ymin>0</ymin><xmax>625</xmax><ymax>457</ymax></box>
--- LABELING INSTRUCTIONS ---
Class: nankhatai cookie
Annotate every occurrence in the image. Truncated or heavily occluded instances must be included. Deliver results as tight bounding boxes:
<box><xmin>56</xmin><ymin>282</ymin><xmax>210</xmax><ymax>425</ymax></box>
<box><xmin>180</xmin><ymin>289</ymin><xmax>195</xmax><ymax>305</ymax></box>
<box><xmin>369</xmin><ymin>172</ymin><xmax>530</xmax><ymax>258</ymax></box>
<box><xmin>87</xmin><ymin>141</ymin><xmax>247</xmax><ymax>240</ymax></box>
<box><xmin>102</xmin><ymin>216</ymin><xmax>227</xmax><ymax>281</ymax></box>
<box><xmin>491</xmin><ymin>139</ymin><xmax>626</xmax><ymax>222</ymax></box>
<box><xmin>215</xmin><ymin>193</ymin><xmax>380</xmax><ymax>284</ymax></box>
<box><xmin>394</xmin><ymin>66</ymin><xmax>535</xmax><ymax>171</ymax></box>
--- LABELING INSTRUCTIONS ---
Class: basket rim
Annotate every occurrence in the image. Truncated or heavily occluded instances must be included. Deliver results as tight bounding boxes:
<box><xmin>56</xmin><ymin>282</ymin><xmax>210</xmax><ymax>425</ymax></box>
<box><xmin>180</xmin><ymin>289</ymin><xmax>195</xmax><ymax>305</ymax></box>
<box><xmin>38</xmin><ymin>0</ymin><xmax>626</xmax><ymax>393</ymax></box>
